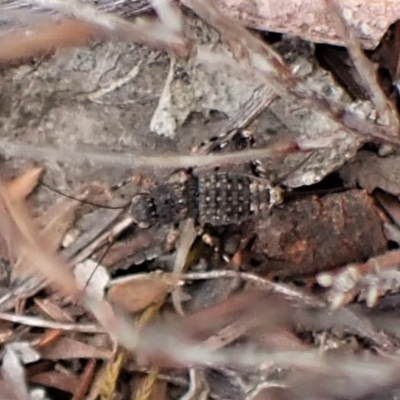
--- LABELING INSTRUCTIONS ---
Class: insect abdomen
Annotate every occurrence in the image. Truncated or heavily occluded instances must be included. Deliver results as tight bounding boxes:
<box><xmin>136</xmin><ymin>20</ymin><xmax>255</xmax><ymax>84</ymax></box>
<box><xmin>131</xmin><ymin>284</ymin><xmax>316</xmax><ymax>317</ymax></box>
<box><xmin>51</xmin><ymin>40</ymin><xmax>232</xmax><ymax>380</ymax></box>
<box><xmin>197</xmin><ymin>173</ymin><xmax>272</xmax><ymax>226</ymax></box>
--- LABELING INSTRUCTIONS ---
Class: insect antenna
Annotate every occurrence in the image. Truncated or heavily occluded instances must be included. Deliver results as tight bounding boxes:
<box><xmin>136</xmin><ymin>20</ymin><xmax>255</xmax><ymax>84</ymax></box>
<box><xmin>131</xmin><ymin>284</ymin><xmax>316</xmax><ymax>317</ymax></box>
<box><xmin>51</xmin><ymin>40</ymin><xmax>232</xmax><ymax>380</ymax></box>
<box><xmin>39</xmin><ymin>180</ymin><xmax>129</xmax><ymax>210</ymax></box>
<box><xmin>83</xmin><ymin>240</ymin><xmax>115</xmax><ymax>291</ymax></box>
<box><xmin>272</xmin><ymin>150</ymin><xmax>316</xmax><ymax>186</ymax></box>
<box><xmin>40</xmin><ymin>180</ymin><xmax>134</xmax><ymax>289</ymax></box>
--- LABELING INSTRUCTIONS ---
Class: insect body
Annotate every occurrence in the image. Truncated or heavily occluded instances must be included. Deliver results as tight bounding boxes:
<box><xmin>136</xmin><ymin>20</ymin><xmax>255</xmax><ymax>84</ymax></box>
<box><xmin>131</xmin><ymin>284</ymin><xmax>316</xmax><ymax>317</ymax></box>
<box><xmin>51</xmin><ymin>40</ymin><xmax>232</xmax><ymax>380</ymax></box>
<box><xmin>130</xmin><ymin>171</ymin><xmax>283</xmax><ymax>228</ymax></box>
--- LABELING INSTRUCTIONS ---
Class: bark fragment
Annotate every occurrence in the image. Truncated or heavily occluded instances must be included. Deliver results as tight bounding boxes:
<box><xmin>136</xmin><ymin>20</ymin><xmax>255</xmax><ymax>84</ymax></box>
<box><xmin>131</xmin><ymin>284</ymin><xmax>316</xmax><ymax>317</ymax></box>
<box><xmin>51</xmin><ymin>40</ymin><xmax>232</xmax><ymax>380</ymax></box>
<box><xmin>249</xmin><ymin>190</ymin><xmax>387</xmax><ymax>277</ymax></box>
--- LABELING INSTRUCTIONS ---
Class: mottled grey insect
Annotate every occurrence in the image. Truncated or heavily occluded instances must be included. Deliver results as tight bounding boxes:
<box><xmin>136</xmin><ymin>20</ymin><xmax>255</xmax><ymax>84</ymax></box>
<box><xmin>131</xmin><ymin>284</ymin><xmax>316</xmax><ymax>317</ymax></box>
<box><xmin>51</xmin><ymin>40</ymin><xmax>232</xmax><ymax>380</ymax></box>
<box><xmin>130</xmin><ymin>170</ymin><xmax>283</xmax><ymax>228</ymax></box>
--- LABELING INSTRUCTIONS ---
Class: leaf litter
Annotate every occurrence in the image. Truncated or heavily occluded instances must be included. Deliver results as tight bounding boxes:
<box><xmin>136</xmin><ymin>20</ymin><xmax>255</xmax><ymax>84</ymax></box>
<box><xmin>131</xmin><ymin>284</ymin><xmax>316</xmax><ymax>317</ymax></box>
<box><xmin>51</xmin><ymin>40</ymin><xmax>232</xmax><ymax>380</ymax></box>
<box><xmin>2</xmin><ymin>0</ymin><xmax>400</xmax><ymax>399</ymax></box>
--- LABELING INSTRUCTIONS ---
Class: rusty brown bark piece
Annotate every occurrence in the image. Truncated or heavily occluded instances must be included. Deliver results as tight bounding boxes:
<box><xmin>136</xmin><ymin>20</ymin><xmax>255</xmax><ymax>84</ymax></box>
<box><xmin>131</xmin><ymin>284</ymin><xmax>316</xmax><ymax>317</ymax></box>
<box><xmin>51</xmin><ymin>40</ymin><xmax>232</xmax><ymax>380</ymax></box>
<box><xmin>249</xmin><ymin>190</ymin><xmax>387</xmax><ymax>277</ymax></box>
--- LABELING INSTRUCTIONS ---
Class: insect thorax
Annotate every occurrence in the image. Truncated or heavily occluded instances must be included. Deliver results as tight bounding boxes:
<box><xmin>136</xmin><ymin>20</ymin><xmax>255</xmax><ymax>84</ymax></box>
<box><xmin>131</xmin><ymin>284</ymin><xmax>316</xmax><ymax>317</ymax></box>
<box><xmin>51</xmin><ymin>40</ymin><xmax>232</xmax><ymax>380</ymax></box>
<box><xmin>130</xmin><ymin>175</ymin><xmax>197</xmax><ymax>228</ymax></box>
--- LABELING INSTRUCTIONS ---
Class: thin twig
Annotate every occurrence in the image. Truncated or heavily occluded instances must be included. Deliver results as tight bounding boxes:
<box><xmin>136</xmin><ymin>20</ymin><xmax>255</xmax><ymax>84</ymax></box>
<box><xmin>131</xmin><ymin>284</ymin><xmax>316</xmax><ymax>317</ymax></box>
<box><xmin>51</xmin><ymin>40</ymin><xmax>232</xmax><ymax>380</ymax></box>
<box><xmin>0</xmin><ymin>139</ymin><xmax>299</xmax><ymax>170</ymax></box>
<box><xmin>0</xmin><ymin>312</ymin><xmax>103</xmax><ymax>332</ymax></box>
<box><xmin>325</xmin><ymin>0</ymin><xmax>394</xmax><ymax>121</ymax></box>
<box><xmin>182</xmin><ymin>270</ymin><xmax>325</xmax><ymax>307</ymax></box>
<box><xmin>72</xmin><ymin>358</ymin><xmax>97</xmax><ymax>400</ymax></box>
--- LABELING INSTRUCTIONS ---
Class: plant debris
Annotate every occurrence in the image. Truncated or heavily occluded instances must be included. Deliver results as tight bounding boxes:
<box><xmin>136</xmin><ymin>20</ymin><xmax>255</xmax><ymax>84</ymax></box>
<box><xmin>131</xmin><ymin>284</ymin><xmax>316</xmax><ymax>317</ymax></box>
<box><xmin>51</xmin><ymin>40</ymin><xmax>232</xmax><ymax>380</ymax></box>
<box><xmin>2</xmin><ymin>1</ymin><xmax>400</xmax><ymax>399</ymax></box>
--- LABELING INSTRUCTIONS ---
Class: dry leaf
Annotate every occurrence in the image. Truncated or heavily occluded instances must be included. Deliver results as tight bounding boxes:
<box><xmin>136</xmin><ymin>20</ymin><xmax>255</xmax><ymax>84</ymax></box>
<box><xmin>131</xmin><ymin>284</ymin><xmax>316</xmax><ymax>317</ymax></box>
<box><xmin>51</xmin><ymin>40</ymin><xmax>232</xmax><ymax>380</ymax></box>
<box><xmin>2</xmin><ymin>167</ymin><xmax>45</xmax><ymax>281</ymax></box>
<box><xmin>0</xmin><ymin>174</ymin><xmax>80</xmax><ymax>298</ymax></box>
<box><xmin>34</xmin><ymin>298</ymin><xmax>75</xmax><ymax>323</ymax></box>
<box><xmin>36</xmin><ymin>182</ymin><xmax>112</xmax><ymax>253</ymax></box>
<box><xmin>39</xmin><ymin>206</ymin><xmax>76</xmax><ymax>253</ymax></box>
<box><xmin>40</xmin><ymin>337</ymin><xmax>111</xmax><ymax>360</ymax></box>
<box><xmin>12</xmin><ymin>200</ymin><xmax>76</xmax><ymax>282</ymax></box>
<box><xmin>215</xmin><ymin>0</ymin><xmax>400</xmax><ymax>50</ymax></box>
<box><xmin>30</xmin><ymin>370</ymin><xmax>80</xmax><ymax>395</ymax></box>
<box><xmin>107</xmin><ymin>273</ymin><xmax>182</xmax><ymax>313</ymax></box>
<box><xmin>6</xmin><ymin>167</ymin><xmax>43</xmax><ymax>202</ymax></box>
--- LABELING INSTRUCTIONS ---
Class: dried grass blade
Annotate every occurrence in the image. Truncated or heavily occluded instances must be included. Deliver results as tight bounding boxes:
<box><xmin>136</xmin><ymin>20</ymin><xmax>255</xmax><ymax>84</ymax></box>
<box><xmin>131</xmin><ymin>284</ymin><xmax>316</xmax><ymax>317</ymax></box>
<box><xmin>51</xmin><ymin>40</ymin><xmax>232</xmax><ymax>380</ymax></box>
<box><xmin>8</xmin><ymin>0</ymin><xmax>192</xmax><ymax>56</ymax></box>
<box><xmin>325</xmin><ymin>0</ymin><xmax>399</xmax><ymax>130</ymax></box>
<box><xmin>0</xmin><ymin>19</ymin><xmax>101</xmax><ymax>63</ymax></box>
<box><xmin>0</xmin><ymin>176</ymin><xmax>80</xmax><ymax>299</ymax></box>
<box><xmin>0</xmin><ymin>139</ymin><xmax>298</xmax><ymax>170</ymax></box>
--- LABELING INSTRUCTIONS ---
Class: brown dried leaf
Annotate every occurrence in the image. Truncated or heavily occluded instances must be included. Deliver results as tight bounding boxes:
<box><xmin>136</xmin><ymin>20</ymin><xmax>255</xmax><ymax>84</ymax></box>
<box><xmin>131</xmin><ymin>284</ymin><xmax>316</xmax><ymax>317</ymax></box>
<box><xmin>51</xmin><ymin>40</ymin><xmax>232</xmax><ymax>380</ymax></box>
<box><xmin>40</xmin><ymin>206</ymin><xmax>76</xmax><ymax>252</ymax></box>
<box><xmin>215</xmin><ymin>0</ymin><xmax>400</xmax><ymax>50</ymax></box>
<box><xmin>9</xmin><ymin>168</ymin><xmax>79</xmax><ymax>282</ymax></box>
<box><xmin>34</xmin><ymin>298</ymin><xmax>75</xmax><ymax>323</ymax></box>
<box><xmin>38</xmin><ymin>182</ymin><xmax>112</xmax><ymax>251</ymax></box>
<box><xmin>40</xmin><ymin>337</ymin><xmax>111</xmax><ymax>360</ymax></box>
<box><xmin>107</xmin><ymin>273</ymin><xmax>182</xmax><ymax>313</ymax></box>
<box><xmin>0</xmin><ymin>168</ymin><xmax>42</xmax><ymax>265</ymax></box>
<box><xmin>30</xmin><ymin>370</ymin><xmax>80</xmax><ymax>394</ymax></box>
<box><xmin>0</xmin><ymin>174</ymin><xmax>80</xmax><ymax>298</ymax></box>
<box><xmin>6</xmin><ymin>167</ymin><xmax>43</xmax><ymax>202</ymax></box>
<box><xmin>38</xmin><ymin>185</ymin><xmax>98</xmax><ymax>240</ymax></box>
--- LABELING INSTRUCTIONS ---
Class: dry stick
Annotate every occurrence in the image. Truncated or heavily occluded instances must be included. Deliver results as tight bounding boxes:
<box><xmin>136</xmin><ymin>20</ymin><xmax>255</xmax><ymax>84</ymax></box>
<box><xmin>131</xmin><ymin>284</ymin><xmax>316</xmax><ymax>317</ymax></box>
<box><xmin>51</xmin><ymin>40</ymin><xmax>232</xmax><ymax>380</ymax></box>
<box><xmin>179</xmin><ymin>369</ymin><xmax>209</xmax><ymax>400</ymax></box>
<box><xmin>202</xmin><ymin>317</ymin><xmax>266</xmax><ymax>352</ymax></box>
<box><xmin>0</xmin><ymin>210</ymin><xmax>130</xmax><ymax>311</ymax></box>
<box><xmin>72</xmin><ymin>358</ymin><xmax>97</xmax><ymax>400</ymax></box>
<box><xmin>1</xmin><ymin>0</ymin><xmax>152</xmax><ymax>16</ymax></box>
<box><xmin>0</xmin><ymin>312</ymin><xmax>103</xmax><ymax>332</ymax></box>
<box><xmin>182</xmin><ymin>270</ymin><xmax>324</xmax><ymax>307</ymax></box>
<box><xmin>325</xmin><ymin>0</ymin><xmax>392</xmax><ymax>120</ymax></box>
<box><xmin>129</xmin><ymin>318</ymin><xmax>392</xmax><ymax>369</ymax></box>
<box><xmin>0</xmin><ymin>291</ymin><xmax>394</xmax><ymax>365</ymax></box>
<box><xmin>0</xmin><ymin>18</ymin><xmax>101</xmax><ymax>62</ymax></box>
<box><xmin>0</xmin><ymin>139</ymin><xmax>298</xmax><ymax>170</ymax></box>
